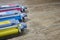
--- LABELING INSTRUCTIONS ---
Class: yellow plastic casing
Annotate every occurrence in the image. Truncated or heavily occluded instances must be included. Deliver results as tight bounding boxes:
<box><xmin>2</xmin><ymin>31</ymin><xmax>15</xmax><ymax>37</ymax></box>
<box><xmin>0</xmin><ymin>25</ymin><xmax>21</xmax><ymax>37</ymax></box>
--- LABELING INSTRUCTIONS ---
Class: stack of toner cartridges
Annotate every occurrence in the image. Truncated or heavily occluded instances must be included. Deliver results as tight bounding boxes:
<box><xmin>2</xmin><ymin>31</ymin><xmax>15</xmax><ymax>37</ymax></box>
<box><xmin>0</xmin><ymin>4</ymin><xmax>27</xmax><ymax>37</ymax></box>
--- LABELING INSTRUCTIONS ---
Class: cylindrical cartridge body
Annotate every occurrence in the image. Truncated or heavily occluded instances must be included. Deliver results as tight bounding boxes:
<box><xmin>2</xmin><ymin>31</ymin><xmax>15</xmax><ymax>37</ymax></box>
<box><xmin>0</xmin><ymin>27</ymin><xmax>20</xmax><ymax>37</ymax></box>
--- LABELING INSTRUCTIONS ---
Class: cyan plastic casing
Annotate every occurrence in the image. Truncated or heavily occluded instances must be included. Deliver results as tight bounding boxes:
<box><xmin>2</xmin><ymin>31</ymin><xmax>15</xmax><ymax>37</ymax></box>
<box><xmin>0</xmin><ymin>10</ymin><xmax>23</xmax><ymax>20</ymax></box>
